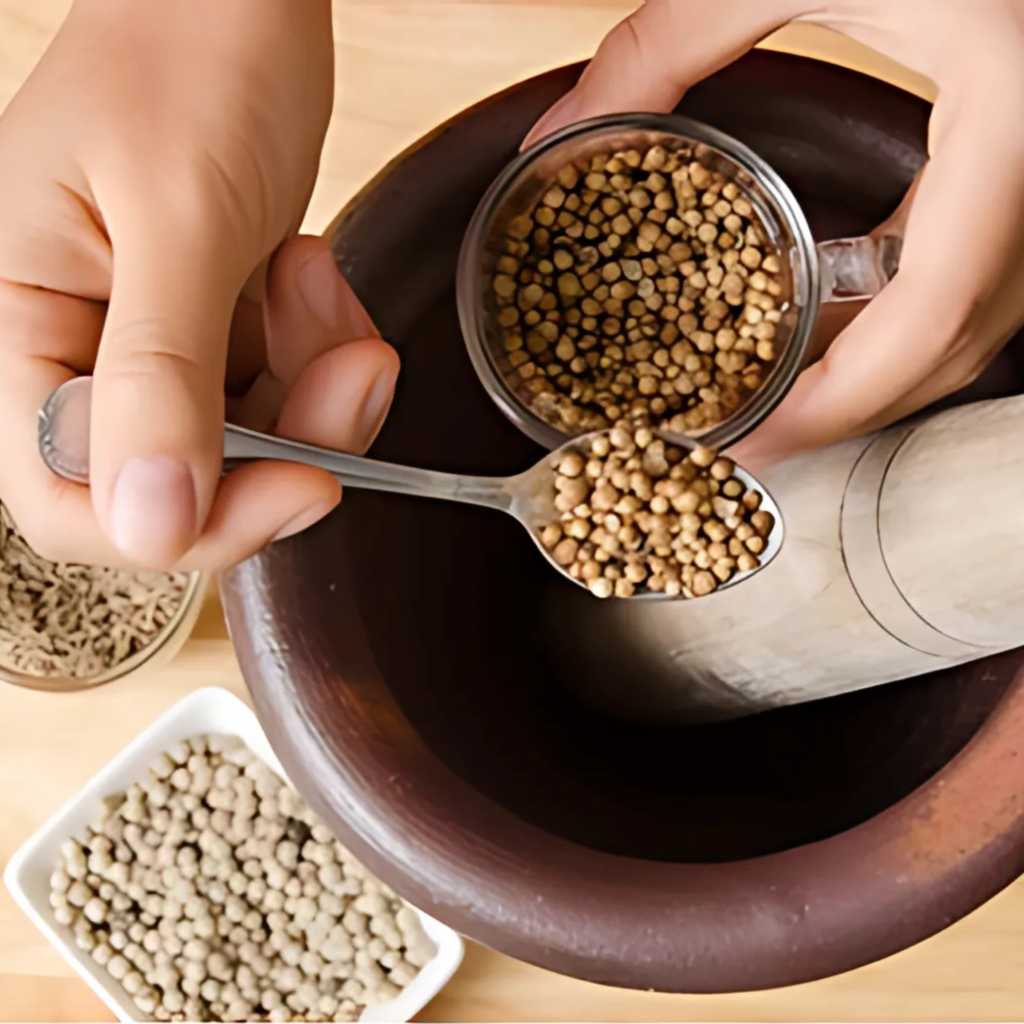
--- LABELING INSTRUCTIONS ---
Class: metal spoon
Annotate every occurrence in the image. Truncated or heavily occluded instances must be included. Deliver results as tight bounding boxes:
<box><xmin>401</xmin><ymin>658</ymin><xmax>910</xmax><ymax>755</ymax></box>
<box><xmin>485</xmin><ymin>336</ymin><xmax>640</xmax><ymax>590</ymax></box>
<box><xmin>38</xmin><ymin>377</ymin><xmax>783</xmax><ymax>598</ymax></box>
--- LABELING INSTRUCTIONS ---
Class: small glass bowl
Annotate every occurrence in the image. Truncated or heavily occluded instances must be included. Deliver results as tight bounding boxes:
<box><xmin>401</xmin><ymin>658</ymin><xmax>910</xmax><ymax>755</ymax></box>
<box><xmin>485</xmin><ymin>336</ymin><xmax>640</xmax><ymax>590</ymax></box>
<box><xmin>457</xmin><ymin>113</ymin><xmax>897</xmax><ymax>452</ymax></box>
<box><xmin>0</xmin><ymin>571</ymin><xmax>209</xmax><ymax>693</ymax></box>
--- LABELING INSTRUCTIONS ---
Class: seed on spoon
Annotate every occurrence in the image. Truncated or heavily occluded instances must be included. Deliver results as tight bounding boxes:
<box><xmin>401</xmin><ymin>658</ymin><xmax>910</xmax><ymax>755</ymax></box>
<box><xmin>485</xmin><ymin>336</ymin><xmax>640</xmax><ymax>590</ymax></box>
<box><xmin>537</xmin><ymin>418</ymin><xmax>772</xmax><ymax>598</ymax></box>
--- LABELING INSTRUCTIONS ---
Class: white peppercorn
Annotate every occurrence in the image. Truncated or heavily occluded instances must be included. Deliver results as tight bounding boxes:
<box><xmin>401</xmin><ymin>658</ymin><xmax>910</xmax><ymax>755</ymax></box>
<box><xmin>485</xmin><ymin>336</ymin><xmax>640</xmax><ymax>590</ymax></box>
<box><xmin>162</xmin><ymin>989</ymin><xmax>184</xmax><ymax>1015</ymax></box>
<box><xmin>107</xmin><ymin>955</ymin><xmax>130</xmax><ymax>981</ymax></box>
<box><xmin>122</xmin><ymin>970</ymin><xmax>145</xmax><ymax>996</ymax></box>
<box><xmin>281</xmin><ymin>942</ymin><xmax>304</xmax><ymax>968</ymax></box>
<box><xmin>66</xmin><ymin>880</ymin><xmax>91</xmax><ymax>908</ymax></box>
<box><xmin>51</xmin><ymin>735</ymin><xmax>433</xmax><ymax>1021</ymax></box>
<box><xmin>388</xmin><ymin>960</ymin><xmax>419</xmax><ymax>988</ymax></box>
<box><xmin>134</xmin><ymin>988</ymin><xmax>159</xmax><ymax>1016</ymax></box>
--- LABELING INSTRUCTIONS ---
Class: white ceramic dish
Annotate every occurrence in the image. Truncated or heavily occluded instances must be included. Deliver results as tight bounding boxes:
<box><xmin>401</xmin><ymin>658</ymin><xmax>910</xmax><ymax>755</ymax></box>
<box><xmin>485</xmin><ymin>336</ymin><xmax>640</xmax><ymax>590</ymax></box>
<box><xmin>3</xmin><ymin>687</ymin><xmax>465</xmax><ymax>1023</ymax></box>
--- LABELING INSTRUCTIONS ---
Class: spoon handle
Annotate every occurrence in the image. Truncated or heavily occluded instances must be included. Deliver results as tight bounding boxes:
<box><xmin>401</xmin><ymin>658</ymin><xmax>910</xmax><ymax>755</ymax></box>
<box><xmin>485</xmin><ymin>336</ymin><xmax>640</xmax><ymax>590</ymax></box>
<box><xmin>223</xmin><ymin>422</ymin><xmax>512</xmax><ymax>509</ymax></box>
<box><xmin>38</xmin><ymin>377</ymin><xmax>513</xmax><ymax>512</ymax></box>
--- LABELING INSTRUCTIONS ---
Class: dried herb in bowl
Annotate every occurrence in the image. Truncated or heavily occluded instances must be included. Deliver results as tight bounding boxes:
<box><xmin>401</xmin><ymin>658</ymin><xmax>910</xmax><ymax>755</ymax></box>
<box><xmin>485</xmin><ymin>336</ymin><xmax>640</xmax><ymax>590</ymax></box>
<box><xmin>0</xmin><ymin>502</ymin><xmax>191</xmax><ymax>681</ymax></box>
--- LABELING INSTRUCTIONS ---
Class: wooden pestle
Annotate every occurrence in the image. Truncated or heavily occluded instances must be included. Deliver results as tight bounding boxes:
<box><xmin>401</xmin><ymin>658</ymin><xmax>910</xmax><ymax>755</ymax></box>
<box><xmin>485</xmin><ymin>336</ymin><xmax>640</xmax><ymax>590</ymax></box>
<box><xmin>547</xmin><ymin>395</ymin><xmax>1024</xmax><ymax>724</ymax></box>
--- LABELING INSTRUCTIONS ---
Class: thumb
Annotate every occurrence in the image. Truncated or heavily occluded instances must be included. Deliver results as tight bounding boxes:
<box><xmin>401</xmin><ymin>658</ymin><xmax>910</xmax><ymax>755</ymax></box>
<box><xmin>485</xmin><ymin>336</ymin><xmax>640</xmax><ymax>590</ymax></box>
<box><xmin>90</xmin><ymin>231</ymin><xmax>242</xmax><ymax>568</ymax></box>
<box><xmin>524</xmin><ymin>0</ymin><xmax>806</xmax><ymax>148</ymax></box>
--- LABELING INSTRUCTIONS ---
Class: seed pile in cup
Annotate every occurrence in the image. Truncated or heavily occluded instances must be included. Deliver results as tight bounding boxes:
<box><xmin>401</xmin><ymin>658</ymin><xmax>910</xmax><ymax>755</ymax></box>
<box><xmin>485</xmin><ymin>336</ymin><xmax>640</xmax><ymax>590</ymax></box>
<box><xmin>490</xmin><ymin>142</ymin><xmax>787</xmax><ymax>437</ymax></box>
<box><xmin>0</xmin><ymin>502</ymin><xmax>190</xmax><ymax>680</ymax></box>
<box><xmin>538</xmin><ymin>420</ymin><xmax>774</xmax><ymax>599</ymax></box>
<box><xmin>50</xmin><ymin>735</ymin><xmax>435</xmax><ymax>1022</ymax></box>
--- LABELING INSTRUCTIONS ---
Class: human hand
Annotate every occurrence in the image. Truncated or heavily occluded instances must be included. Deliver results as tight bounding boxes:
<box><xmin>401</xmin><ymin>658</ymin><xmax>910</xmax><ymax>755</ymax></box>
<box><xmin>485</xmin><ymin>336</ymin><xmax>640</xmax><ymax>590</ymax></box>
<box><xmin>526</xmin><ymin>0</ymin><xmax>1024</xmax><ymax>468</ymax></box>
<box><xmin>0</xmin><ymin>0</ymin><xmax>399</xmax><ymax>570</ymax></box>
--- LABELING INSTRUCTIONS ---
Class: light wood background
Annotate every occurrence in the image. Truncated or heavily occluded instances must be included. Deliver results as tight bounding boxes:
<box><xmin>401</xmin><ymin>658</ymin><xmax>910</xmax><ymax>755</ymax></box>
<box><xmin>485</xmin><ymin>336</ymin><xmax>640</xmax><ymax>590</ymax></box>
<box><xmin>2</xmin><ymin>2</ymin><xmax>1023</xmax><ymax>1021</ymax></box>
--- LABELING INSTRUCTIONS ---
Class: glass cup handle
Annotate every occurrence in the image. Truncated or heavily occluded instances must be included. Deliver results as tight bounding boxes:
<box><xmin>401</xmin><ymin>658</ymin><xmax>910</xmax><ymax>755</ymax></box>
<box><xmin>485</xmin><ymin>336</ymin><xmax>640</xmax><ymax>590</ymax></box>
<box><xmin>817</xmin><ymin>234</ymin><xmax>903</xmax><ymax>303</ymax></box>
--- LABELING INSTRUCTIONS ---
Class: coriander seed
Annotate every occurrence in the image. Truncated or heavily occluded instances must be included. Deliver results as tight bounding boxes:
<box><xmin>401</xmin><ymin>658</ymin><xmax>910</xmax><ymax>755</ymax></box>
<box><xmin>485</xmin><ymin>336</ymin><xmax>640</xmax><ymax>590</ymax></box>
<box><xmin>537</xmin><ymin>419</ymin><xmax>772</xmax><ymax>598</ymax></box>
<box><xmin>489</xmin><ymin>140</ymin><xmax>790</xmax><ymax>440</ymax></box>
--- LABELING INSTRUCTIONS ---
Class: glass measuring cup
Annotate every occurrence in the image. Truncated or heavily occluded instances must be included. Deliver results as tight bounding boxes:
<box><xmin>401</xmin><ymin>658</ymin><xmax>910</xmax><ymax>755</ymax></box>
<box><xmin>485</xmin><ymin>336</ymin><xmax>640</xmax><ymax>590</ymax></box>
<box><xmin>456</xmin><ymin>113</ymin><xmax>902</xmax><ymax>452</ymax></box>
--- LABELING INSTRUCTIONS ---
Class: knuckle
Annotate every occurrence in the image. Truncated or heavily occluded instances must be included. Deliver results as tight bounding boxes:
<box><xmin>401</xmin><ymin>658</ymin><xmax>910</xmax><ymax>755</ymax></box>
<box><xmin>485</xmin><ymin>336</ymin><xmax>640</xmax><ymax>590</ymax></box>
<box><xmin>612</xmin><ymin>8</ymin><xmax>657</xmax><ymax>67</ymax></box>
<box><xmin>916</xmin><ymin>343</ymin><xmax>992</xmax><ymax>405</ymax></box>
<box><xmin>166</xmin><ymin>155</ymin><xmax>252</xmax><ymax>241</ymax></box>
<box><xmin>101</xmin><ymin>159</ymin><xmax>255</xmax><ymax>271</ymax></box>
<box><xmin>957</xmin><ymin>358</ymin><xmax>988</xmax><ymax>389</ymax></box>
<box><xmin>136</xmin><ymin>138</ymin><xmax>283</xmax><ymax>257</ymax></box>
<box><xmin>945</xmin><ymin>353</ymin><xmax>990</xmax><ymax>393</ymax></box>
<box><xmin>612</xmin><ymin>0</ymin><xmax>683</xmax><ymax>85</ymax></box>
<box><xmin>923</xmin><ymin>309</ymin><xmax>990</xmax><ymax>381</ymax></box>
<box><xmin>98</xmin><ymin>326</ymin><xmax>205</xmax><ymax>381</ymax></box>
<box><xmin>92</xmin><ymin>348</ymin><xmax>218</xmax><ymax>445</ymax></box>
<box><xmin>196</xmin><ymin>143</ymin><xmax>281</xmax><ymax>250</ymax></box>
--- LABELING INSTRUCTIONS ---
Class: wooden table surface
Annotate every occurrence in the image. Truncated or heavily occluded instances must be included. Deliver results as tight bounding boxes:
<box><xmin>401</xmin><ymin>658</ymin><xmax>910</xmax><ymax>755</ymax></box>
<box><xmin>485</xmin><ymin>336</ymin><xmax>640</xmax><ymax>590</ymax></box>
<box><xmin>1</xmin><ymin>2</ymin><xmax>1022</xmax><ymax>1021</ymax></box>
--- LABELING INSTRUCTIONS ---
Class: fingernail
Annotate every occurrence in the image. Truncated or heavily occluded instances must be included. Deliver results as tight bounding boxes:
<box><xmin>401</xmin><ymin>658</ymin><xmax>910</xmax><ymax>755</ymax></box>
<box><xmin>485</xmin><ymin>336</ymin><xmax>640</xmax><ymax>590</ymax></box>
<box><xmin>336</xmin><ymin>274</ymin><xmax>378</xmax><ymax>341</ymax></box>
<box><xmin>358</xmin><ymin>367</ymin><xmax>398</xmax><ymax>449</ymax></box>
<box><xmin>111</xmin><ymin>457</ymin><xmax>196</xmax><ymax>564</ymax></box>
<box><xmin>297</xmin><ymin>248</ymin><xmax>341</xmax><ymax>329</ymax></box>
<box><xmin>298</xmin><ymin>248</ymin><xmax>377</xmax><ymax>340</ymax></box>
<box><xmin>272</xmin><ymin>500</ymin><xmax>335</xmax><ymax>542</ymax></box>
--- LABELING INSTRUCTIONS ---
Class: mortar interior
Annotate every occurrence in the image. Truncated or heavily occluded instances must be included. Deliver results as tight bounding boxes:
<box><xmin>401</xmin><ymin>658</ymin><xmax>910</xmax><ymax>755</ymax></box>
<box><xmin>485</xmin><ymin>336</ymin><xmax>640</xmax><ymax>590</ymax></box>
<box><xmin>243</xmin><ymin>52</ymin><xmax>1024</xmax><ymax>866</ymax></box>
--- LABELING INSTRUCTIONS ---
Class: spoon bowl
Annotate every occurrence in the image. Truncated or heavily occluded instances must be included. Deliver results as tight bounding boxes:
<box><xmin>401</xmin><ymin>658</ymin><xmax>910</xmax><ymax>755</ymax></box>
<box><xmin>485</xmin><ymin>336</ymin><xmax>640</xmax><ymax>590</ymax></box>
<box><xmin>38</xmin><ymin>377</ymin><xmax>783</xmax><ymax>599</ymax></box>
<box><xmin>507</xmin><ymin>437</ymin><xmax>784</xmax><ymax>598</ymax></box>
